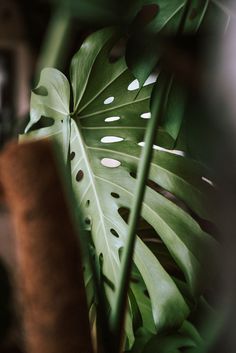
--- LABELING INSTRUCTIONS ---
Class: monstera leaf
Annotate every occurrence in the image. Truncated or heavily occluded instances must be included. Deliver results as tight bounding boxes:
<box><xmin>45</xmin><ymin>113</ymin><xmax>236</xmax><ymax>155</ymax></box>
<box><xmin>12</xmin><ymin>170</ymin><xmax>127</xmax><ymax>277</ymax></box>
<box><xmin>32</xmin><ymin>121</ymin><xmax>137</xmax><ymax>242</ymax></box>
<box><xmin>22</xmin><ymin>28</ymin><xmax>217</xmax><ymax>347</ymax></box>
<box><xmin>126</xmin><ymin>0</ymin><xmax>231</xmax><ymax>149</ymax></box>
<box><xmin>126</xmin><ymin>0</ymin><xmax>210</xmax><ymax>84</ymax></box>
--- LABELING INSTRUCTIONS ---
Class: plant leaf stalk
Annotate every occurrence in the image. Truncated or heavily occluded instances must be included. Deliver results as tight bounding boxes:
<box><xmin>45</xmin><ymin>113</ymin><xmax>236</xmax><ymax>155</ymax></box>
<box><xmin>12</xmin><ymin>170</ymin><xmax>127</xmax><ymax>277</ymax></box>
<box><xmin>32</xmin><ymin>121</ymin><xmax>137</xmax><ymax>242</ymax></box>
<box><xmin>36</xmin><ymin>7</ymin><xmax>72</xmax><ymax>78</ymax></box>
<box><xmin>109</xmin><ymin>76</ymin><xmax>171</xmax><ymax>353</ymax></box>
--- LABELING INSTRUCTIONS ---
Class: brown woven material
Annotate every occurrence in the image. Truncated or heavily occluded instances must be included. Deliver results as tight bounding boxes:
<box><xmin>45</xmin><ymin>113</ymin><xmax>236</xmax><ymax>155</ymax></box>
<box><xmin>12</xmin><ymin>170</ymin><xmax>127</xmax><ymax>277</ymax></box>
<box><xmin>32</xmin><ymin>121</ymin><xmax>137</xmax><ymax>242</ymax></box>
<box><xmin>0</xmin><ymin>140</ymin><xmax>93</xmax><ymax>353</ymax></box>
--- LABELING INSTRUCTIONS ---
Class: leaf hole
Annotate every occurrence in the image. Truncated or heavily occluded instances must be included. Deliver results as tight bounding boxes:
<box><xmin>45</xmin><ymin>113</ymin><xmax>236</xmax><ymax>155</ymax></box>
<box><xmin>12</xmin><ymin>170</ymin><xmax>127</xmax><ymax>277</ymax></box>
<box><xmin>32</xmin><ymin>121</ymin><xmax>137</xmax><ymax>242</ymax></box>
<box><xmin>85</xmin><ymin>200</ymin><xmax>90</xmax><ymax>207</ymax></box>
<box><xmin>109</xmin><ymin>37</ymin><xmax>127</xmax><ymax>63</ymax></box>
<box><xmin>143</xmin><ymin>72</ymin><xmax>158</xmax><ymax>86</ymax></box>
<box><xmin>85</xmin><ymin>217</ymin><xmax>91</xmax><ymax>225</ymax></box>
<box><xmin>143</xmin><ymin>289</ymin><xmax>150</xmax><ymax>298</ymax></box>
<box><xmin>118</xmin><ymin>247</ymin><xmax>123</xmax><ymax>261</ymax></box>
<box><xmin>128</xmin><ymin>79</ymin><xmax>140</xmax><ymax>91</ymax></box>
<box><xmin>76</xmin><ymin>170</ymin><xmax>84</xmax><ymax>182</ymax></box>
<box><xmin>132</xmin><ymin>4</ymin><xmax>159</xmax><ymax>28</ymax></box>
<box><xmin>110</xmin><ymin>228</ymin><xmax>119</xmax><ymax>238</ymax></box>
<box><xmin>146</xmin><ymin>178</ymin><xmax>218</xmax><ymax>237</ymax></box>
<box><xmin>102</xmin><ymin>275</ymin><xmax>115</xmax><ymax>291</ymax></box>
<box><xmin>101</xmin><ymin>158</ymin><xmax>121</xmax><ymax>168</ymax></box>
<box><xmin>119</xmin><ymin>206</ymin><xmax>159</xmax><ymax>243</ymax></box>
<box><xmin>104</xmin><ymin>96</ymin><xmax>114</xmax><ymax>105</ymax></box>
<box><xmin>140</xmin><ymin>112</ymin><xmax>151</xmax><ymax>119</ymax></box>
<box><xmin>202</xmin><ymin>176</ymin><xmax>214</xmax><ymax>187</ymax></box>
<box><xmin>119</xmin><ymin>207</ymin><xmax>185</xmax><ymax>279</ymax></box>
<box><xmin>138</xmin><ymin>142</ymin><xmax>145</xmax><ymax>148</ymax></box>
<box><xmin>27</xmin><ymin>116</ymin><xmax>54</xmax><ymax>132</ymax></box>
<box><xmin>70</xmin><ymin>151</ymin><xmax>75</xmax><ymax>161</ymax></box>
<box><xmin>32</xmin><ymin>85</ymin><xmax>48</xmax><ymax>96</ymax></box>
<box><xmin>130</xmin><ymin>171</ymin><xmax>137</xmax><ymax>179</ymax></box>
<box><xmin>37</xmin><ymin>116</ymin><xmax>54</xmax><ymax>127</ymax></box>
<box><xmin>105</xmin><ymin>116</ymin><xmax>120</xmax><ymax>122</ymax></box>
<box><xmin>149</xmin><ymin>178</ymin><xmax>189</xmax><ymax>210</ymax></box>
<box><xmin>130</xmin><ymin>277</ymin><xmax>140</xmax><ymax>284</ymax></box>
<box><xmin>118</xmin><ymin>207</ymin><xmax>131</xmax><ymax>224</ymax></box>
<box><xmin>111</xmin><ymin>192</ymin><xmax>120</xmax><ymax>199</ymax></box>
<box><xmin>138</xmin><ymin>141</ymin><xmax>185</xmax><ymax>155</ymax></box>
<box><xmin>99</xmin><ymin>253</ymin><xmax>104</xmax><ymax>264</ymax></box>
<box><xmin>101</xmin><ymin>136</ymin><xmax>124</xmax><ymax>143</ymax></box>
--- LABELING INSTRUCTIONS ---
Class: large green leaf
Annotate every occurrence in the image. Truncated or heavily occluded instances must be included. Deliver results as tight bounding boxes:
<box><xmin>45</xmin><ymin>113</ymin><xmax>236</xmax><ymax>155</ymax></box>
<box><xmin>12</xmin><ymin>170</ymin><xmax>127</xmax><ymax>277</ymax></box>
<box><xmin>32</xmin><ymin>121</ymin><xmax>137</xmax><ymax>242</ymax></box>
<box><xmin>23</xmin><ymin>68</ymin><xmax>71</xmax><ymax>160</ymax></box>
<box><xmin>125</xmin><ymin>0</ymin><xmax>231</xmax><ymax>149</ymax></box>
<box><xmin>125</xmin><ymin>0</ymin><xmax>210</xmax><ymax>146</ymax></box>
<box><xmin>126</xmin><ymin>0</ymin><xmax>210</xmax><ymax>84</ymax></box>
<box><xmin>22</xmin><ymin>28</ymin><xmax>217</xmax><ymax>346</ymax></box>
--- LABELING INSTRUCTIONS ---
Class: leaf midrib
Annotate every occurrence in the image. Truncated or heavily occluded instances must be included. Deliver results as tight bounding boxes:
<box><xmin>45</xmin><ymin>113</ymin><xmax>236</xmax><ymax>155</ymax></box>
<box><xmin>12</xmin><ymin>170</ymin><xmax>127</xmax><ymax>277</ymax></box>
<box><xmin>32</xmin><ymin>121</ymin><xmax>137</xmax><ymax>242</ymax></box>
<box><xmin>72</xmin><ymin>121</ymin><xmax>119</xmax><ymax>284</ymax></box>
<box><xmin>78</xmin><ymin>66</ymin><xmax>127</xmax><ymax>114</ymax></box>
<box><xmin>50</xmin><ymin>81</ymin><xmax>70</xmax><ymax>115</ymax></box>
<box><xmin>73</xmin><ymin>41</ymin><xmax>107</xmax><ymax>114</ymax></box>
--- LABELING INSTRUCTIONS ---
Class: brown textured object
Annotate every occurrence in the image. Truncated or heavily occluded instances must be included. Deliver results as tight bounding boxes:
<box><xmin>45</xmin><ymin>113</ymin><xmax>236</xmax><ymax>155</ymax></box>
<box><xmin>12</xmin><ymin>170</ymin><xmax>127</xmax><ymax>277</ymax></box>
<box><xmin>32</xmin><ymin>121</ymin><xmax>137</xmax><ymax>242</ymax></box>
<box><xmin>0</xmin><ymin>140</ymin><xmax>93</xmax><ymax>353</ymax></box>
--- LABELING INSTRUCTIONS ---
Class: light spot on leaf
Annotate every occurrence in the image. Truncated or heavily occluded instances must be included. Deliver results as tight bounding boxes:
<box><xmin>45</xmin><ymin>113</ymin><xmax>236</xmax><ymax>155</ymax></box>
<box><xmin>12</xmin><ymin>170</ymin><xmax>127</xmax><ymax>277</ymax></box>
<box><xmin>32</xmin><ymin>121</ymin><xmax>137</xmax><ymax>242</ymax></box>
<box><xmin>128</xmin><ymin>79</ymin><xmax>140</xmax><ymax>91</ymax></box>
<box><xmin>101</xmin><ymin>158</ymin><xmax>121</xmax><ymax>168</ymax></box>
<box><xmin>140</xmin><ymin>112</ymin><xmax>151</xmax><ymax>119</ymax></box>
<box><xmin>101</xmin><ymin>136</ymin><xmax>123</xmax><ymax>143</ymax></box>
<box><xmin>104</xmin><ymin>96</ymin><xmax>114</xmax><ymax>105</ymax></box>
<box><xmin>105</xmin><ymin>116</ymin><xmax>120</xmax><ymax>122</ymax></box>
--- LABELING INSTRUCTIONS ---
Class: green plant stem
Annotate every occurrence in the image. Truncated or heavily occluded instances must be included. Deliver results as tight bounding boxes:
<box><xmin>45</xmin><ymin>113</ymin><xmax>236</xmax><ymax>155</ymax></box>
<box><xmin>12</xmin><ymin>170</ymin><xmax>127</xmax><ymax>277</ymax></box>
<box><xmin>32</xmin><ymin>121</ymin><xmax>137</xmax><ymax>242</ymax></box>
<box><xmin>36</xmin><ymin>7</ymin><xmax>72</xmax><ymax>78</ymax></box>
<box><xmin>110</xmin><ymin>77</ymin><xmax>171</xmax><ymax>353</ymax></box>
